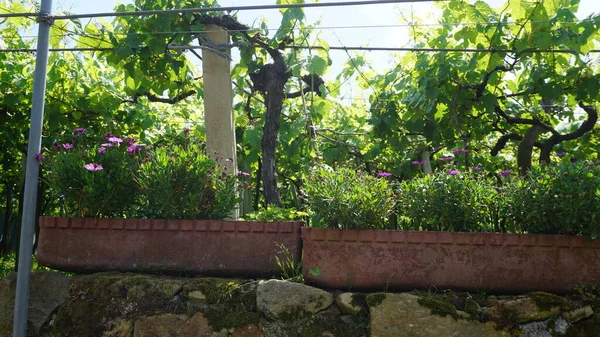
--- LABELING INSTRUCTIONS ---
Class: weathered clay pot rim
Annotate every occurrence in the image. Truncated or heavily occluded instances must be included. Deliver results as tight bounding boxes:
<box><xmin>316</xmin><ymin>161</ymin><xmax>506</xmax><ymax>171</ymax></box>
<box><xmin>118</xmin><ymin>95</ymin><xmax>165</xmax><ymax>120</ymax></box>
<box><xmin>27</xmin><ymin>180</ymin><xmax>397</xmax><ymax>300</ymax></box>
<box><xmin>40</xmin><ymin>216</ymin><xmax>303</xmax><ymax>233</ymax></box>
<box><xmin>37</xmin><ymin>216</ymin><xmax>304</xmax><ymax>277</ymax></box>
<box><xmin>301</xmin><ymin>227</ymin><xmax>600</xmax><ymax>248</ymax></box>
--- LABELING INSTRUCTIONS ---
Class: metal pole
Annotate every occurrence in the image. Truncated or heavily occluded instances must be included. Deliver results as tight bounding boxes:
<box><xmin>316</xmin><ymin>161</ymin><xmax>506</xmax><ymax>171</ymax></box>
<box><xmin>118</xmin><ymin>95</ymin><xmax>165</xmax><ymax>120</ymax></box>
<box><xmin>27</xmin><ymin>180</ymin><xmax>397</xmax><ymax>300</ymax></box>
<box><xmin>12</xmin><ymin>0</ymin><xmax>53</xmax><ymax>336</ymax></box>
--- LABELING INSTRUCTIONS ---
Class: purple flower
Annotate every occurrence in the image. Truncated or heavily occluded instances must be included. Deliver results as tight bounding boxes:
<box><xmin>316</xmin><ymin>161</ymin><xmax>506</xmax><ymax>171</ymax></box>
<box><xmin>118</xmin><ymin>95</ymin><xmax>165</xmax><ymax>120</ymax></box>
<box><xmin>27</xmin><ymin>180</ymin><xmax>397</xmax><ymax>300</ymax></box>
<box><xmin>73</xmin><ymin>128</ymin><xmax>87</xmax><ymax>134</ymax></box>
<box><xmin>470</xmin><ymin>167</ymin><xmax>482</xmax><ymax>171</ymax></box>
<box><xmin>126</xmin><ymin>144</ymin><xmax>146</xmax><ymax>153</ymax></box>
<box><xmin>555</xmin><ymin>152</ymin><xmax>568</xmax><ymax>158</ymax></box>
<box><xmin>34</xmin><ymin>152</ymin><xmax>44</xmax><ymax>161</ymax></box>
<box><xmin>377</xmin><ymin>171</ymin><xmax>392</xmax><ymax>177</ymax></box>
<box><xmin>500</xmin><ymin>170</ymin><xmax>512</xmax><ymax>176</ymax></box>
<box><xmin>107</xmin><ymin>137</ymin><xmax>123</xmax><ymax>144</ymax></box>
<box><xmin>100</xmin><ymin>143</ymin><xmax>114</xmax><ymax>147</ymax></box>
<box><xmin>570</xmin><ymin>157</ymin><xmax>577</xmax><ymax>163</ymax></box>
<box><xmin>238</xmin><ymin>171</ymin><xmax>250</xmax><ymax>177</ymax></box>
<box><xmin>411</xmin><ymin>161</ymin><xmax>425</xmax><ymax>165</ymax></box>
<box><xmin>84</xmin><ymin>163</ymin><xmax>103</xmax><ymax>172</ymax></box>
<box><xmin>98</xmin><ymin>147</ymin><xmax>107</xmax><ymax>154</ymax></box>
<box><xmin>62</xmin><ymin>143</ymin><xmax>73</xmax><ymax>150</ymax></box>
<box><xmin>183</xmin><ymin>128</ymin><xmax>190</xmax><ymax>136</ymax></box>
<box><xmin>446</xmin><ymin>169</ymin><xmax>460</xmax><ymax>175</ymax></box>
<box><xmin>72</xmin><ymin>135</ymin><xmax>78</xmax><ymax>141</ymax></box>
<box><xmin>105</xmin><ymin>132</ymin><xmax>113</xmax><ymax>140</ymax></box>
<box><xmin>126</xmin><ymin>137</ymin><xmax>136</xmax><ymax>145</ymax></box>
<box><xmin>439</xmin><ymin>156</ymin><xmax>454</xmax><ymax>161</ymax></box>
<box><xmin>452</xmin><ymin>149</ymin><xmax>469</xmax><ymax>155</ymax></box>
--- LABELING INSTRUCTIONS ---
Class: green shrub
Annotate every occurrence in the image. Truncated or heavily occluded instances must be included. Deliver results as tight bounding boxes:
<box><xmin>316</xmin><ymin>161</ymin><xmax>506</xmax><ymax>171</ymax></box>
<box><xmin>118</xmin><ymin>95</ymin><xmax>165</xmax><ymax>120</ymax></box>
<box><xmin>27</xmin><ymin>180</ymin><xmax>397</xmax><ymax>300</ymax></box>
<box><xmin>45</xmin><ymin>132</ymin><xmax>143</xmax><ymax>218</ymax></box>
<box><xmin>137</xmin><ymin>143</ymin><xmax>239</xmax><ymax>219</ymax></box>
<box><xmin>304</xmin><ymin>167</ymin><xmax>396</xmax><ymax>229</ymax></box>
<box><xmin>397</xmin><ymin>172</ymin><xmax>502</xmax><ymax>232</ymax></box>
<box><xmin>504</xmin><ymin>162</ymin><xmax>600</xmax><ymax>238</ymax></box>
<box><xmin>244</xmin><ymin>206</ymin><xmax>307</xmax><ymax>222</ymax></box>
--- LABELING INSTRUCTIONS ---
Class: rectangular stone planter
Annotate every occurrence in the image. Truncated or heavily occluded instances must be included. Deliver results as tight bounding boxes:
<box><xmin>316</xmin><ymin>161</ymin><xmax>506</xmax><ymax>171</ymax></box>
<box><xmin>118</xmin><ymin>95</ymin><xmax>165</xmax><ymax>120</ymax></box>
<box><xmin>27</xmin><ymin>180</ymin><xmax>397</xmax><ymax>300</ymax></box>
<box><xmin>302</xmin><ymin>227</ymin><xmax>600</xmax><ymax>293</ymax></box>
<box><xmin>37</xmin><ymin>216</ymin><xmax>303</xmax><ymax>277</ymax></box>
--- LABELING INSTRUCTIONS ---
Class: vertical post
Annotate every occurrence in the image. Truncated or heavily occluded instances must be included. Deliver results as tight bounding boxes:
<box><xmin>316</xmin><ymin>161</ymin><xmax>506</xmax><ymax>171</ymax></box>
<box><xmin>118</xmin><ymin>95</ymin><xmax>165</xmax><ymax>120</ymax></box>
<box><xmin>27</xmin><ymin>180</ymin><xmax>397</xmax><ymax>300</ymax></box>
<box><xmin>421</xmin><ymin>150</ymin><xmax>433</xmax><ymax>175</ymax></box>
<box><xmin>201</xmin><ymin>25</ymin><xmax>238</xmax><ymax>218</ymax></box>
<box><xmin>13</xmin><ymin>1</ymin><xmax>53</xmax><ymax>336</ymax></box>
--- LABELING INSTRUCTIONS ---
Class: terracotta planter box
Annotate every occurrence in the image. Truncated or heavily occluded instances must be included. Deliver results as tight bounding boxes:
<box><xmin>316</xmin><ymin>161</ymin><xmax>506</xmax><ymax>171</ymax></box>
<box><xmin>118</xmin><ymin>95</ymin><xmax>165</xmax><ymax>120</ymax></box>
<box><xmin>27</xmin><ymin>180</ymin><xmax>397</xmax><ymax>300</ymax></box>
<box><xmin>37</xmin><ymin>216</ymin><xmax>303</xmax><ymax>277</ymax></box>
<box><xmin>302</xmin><ymin>227</ymin><xmax>600</xmax><ymax>293</ymax></box>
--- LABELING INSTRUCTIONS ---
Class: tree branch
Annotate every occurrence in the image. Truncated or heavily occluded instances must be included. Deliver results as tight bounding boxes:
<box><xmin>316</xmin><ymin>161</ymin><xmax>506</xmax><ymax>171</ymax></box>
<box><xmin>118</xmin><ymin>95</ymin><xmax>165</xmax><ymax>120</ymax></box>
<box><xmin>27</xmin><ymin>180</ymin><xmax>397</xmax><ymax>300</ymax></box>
<box><xmin>490</xmin><ymin>133</ymin><xmax>542</xmax><ymax>156</ymax></box>
<box><xmin>122</xmin><ymin>90</ymin><xmax>196</xmax><ymax>104</ymax></box>
<box><xmin>539</xmin><ymin>102</ymin><xmax>598</xmax><ymax>163</ymax></box>
<box><xmin>494</xmin><ymin>105</ymin><xmax>560</xmax><ymax>136</ymax></box>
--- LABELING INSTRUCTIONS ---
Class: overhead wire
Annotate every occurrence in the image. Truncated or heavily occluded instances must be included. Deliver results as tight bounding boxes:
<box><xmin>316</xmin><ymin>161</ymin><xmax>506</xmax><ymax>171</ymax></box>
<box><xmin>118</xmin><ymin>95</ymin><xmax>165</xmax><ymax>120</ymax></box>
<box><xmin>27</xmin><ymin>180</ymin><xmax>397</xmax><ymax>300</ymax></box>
<box><xmin>0</xmin><ymin>20</ymin><xmax>588</xmax><ymax>40</ymax></box>
<box><xmin>0</xmin><ymin>0</ymin><xmax>450</xmax><ymax>19</ymax></box>
<box><xmin>2</xmin><ymin>45</ymin><xmax>599</xmax><ymax>54</ymax></box>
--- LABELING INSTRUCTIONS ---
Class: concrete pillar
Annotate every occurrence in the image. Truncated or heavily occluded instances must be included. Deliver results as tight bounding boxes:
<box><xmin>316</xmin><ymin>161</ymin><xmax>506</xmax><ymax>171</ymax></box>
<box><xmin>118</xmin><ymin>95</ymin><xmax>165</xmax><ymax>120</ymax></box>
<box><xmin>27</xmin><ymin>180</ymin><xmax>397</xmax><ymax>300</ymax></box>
<box><xmin>421</xmin><ymin>150</ymin><xmax>433</xmax><ymax>175</ymax></box>
<box><xmin>202</xmin><ymin>25</ymin><xmax>238</xmax><ymax>218</ymax></box>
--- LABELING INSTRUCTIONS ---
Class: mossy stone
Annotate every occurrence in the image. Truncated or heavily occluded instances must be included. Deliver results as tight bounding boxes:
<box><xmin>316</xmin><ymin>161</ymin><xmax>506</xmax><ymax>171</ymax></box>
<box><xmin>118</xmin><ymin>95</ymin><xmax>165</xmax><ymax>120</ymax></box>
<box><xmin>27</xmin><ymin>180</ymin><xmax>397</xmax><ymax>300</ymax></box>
<box><xmin>417</xmin><ymin>296</ymin><xmax>459</xmax><ymax>320</ymax></box>
<box><xmin>527</xmin><ymin>292</ymin><xmax>567</xmax><ymax>311</ymax></box>
<box><xmin>366</xmin><ymin>293</ymin><xmax>386</xmax><ymax>308</ymax></box>
<box><xmin>564</xmin><ymin>314</ymin><xmax>600</xmax><ymax>337</ymax></box>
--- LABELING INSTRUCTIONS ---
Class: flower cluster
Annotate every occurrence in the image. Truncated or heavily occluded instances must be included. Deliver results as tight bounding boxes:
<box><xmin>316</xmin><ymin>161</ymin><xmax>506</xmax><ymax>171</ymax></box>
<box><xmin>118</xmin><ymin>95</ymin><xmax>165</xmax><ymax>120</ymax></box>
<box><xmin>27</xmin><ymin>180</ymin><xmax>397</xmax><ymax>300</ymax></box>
<box><xmin>44</xmin><ymin>128</ymin><xmax>240</xmax><ymax>220</ymax></box>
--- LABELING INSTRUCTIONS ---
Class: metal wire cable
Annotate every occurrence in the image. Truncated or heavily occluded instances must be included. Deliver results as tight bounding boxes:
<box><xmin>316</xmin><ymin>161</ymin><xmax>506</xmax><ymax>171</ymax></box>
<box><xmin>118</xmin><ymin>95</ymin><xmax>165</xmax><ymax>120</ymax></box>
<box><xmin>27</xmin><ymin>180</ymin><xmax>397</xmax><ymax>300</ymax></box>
<box><xmin>1</xmin><ymin>20</ymin><xmax>587</xmax><ymax>40</ymax></box>
<box><xmin>1</xmin><ymin>45</ymin><xmax>599</xmax><ymax>54</ymax></box>
<box><xmin>0</xmin><ymin>0</ymin><xmax>449</xmax><ymax>19</ymax></box>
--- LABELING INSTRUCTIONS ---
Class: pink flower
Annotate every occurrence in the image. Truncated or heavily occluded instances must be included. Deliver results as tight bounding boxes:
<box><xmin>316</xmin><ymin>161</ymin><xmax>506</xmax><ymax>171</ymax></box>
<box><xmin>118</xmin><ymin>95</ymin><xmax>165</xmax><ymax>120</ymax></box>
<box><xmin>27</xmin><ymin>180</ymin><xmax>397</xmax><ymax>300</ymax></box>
<box><xmin>377</xmin><ymin>171</ymin><xmax>392</xmax><ymax>177</ymax></box>
<box><xmin>73</xmin><ymin>128</ymin><xmax>87</xmax><ymax>134</ymax></box>
<box><xmin>238</xmin><ymin>171</ymin><xmax>250</xmax><ymax>177</ymax></box>
<box><xmin>127</xmin><ymin>144</ymin><xmax>145</xmax><ymax>153</ymax></box>
<box><xmin>470</xmin><ymin>167</ymin><xmax>482</xmax><ymax>171</ymax></box>
<box><xmin>98</xmin><ymin>147</ymin><xmax>107</xmax><ymax>154</ymax></box>
<box><xmin>452</xmin><ymin>149</ymin><xmax>468</xmax><ymax>155</ymax></box>
<box><xmin>100</xmin><ymin>143</ymin><xmax>114</xmax><ymax>147</ymax></box>
<box><xmin>62</xmin><ymin>143</ymin><xmax>73</xmax><ymax>150</ymax></box>
<box><xmin>446</xmin><ymin>169</ymin><xmax>460</xmax><ymax>175</ymax></box>
<box><xmin>500</xmin><ymin>170</ymin><xmax>511</xmax><ymax>176</ymax></box>
<box><xmin>107</xmin><ymin>137</ymin><xmax>123</xmax><ymax>144</ymax></box>
<box><xmin>439</xmin><ymin>156</ymin><xmax>454</xmax><ymax>161</ymax></box>
<box><xmin>84</xmin><ymin>163</ymin><xmax>103</xmax><ymax>172</ymax></box>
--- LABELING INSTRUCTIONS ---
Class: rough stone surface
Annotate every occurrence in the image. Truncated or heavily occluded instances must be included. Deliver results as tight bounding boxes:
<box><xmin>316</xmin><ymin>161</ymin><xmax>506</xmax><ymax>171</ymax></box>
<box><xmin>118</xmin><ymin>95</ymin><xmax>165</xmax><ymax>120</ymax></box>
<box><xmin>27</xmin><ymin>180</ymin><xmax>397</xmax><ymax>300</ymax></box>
<box><xmin>102</xmin><ymin>319</ymin><xmax>134</xmax><ymax>337</ymax></box>
<box><xmin>0</xmin><ymin>272</ymin><xmax>72</xmax><ymax>337</ymax></box>
<box><xmin>369</xmin><ymin>293</ymin><xmax>509</xmax><ymax>337</ymax></box>
<box><xmin>2</xmin><ymin>271</ymin><xmax>594</xmax><ymax>337</ymax></box>
<box><xmin>230</xmin><ymin>324</ymin><xmax>263</xmax><ymax>337</ymax></box>
<box><xmin>484</xmin><ymin>296</ymin><xmax>562</xmax><ymax>324</ymax></box>
<box><xmin>257</xmin><ymin>280</ymin><xmax>333</xmax><ymax>320</ymax></box>
<box><xmin>133</xmin><ymin>313</ymin><xmax>213</xmax><ymax>337</ymax></box>
<box><xmin>186</xmin><ymin>290</ymin><xmax>207</xmax><ymax>301</ymax></box>
<box><xmin>334</xmin><ymin>293</ymin><xmax>361</xmax><ymax>316</ymax></box>
<box><xmin>519</xmin><ymin>317</ymin><xmax>569</xmax><ymax>337</ymax></box>
<box><xmin>562</xmin><ymin>305</ymin><xmax>593</xmax><ymax>323</ymax></box>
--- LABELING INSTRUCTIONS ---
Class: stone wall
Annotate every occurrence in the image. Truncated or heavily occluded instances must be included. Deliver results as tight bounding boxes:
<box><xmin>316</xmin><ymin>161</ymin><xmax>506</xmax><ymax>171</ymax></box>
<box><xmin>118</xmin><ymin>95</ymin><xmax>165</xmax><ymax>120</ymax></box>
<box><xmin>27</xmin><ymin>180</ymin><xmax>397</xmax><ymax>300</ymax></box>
<box><xmin>1</xmin><ymin>272</ymin><xmax>599</xmax><ymax>337</ymax></box>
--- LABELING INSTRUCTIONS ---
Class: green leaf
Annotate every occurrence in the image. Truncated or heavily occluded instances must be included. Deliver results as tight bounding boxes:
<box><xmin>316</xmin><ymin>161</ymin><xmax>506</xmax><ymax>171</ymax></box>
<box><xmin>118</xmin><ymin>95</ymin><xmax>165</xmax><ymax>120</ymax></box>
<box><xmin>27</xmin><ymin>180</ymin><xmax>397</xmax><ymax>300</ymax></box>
<box><xmin>307</xmin><ymin>55</ymin><xmax>327</xmax><ymax>76</ymax></box>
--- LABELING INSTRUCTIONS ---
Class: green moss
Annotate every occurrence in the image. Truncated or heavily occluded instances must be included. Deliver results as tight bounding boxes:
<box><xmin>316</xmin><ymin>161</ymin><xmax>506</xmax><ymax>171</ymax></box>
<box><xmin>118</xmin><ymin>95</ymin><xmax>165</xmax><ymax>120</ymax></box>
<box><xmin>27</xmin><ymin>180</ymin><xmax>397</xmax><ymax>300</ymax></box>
<box><xmin>417</xmin><ymin>296</ymin><xmax>458</xmax><ymax>320</ymax></box>
<box><xmin>564</xmin><ymin>314</ymin><xmax>600</xmax><ymax>337</ymax></box>
<box><xmin>203</xmin><ymin>307</ymin><xmax>261</xmax><ymax>332</ymax></box>
<box><xmin>350</xmin><ymin>293</ymin><xmax>368</xmax><ymax>310</ymax></box>
<box><xmin>300</xmin><ymin>315</ymin><xmax>368</xmax><ymax>337</ymax></box>
<box><xmin>366</xmin><ymin>293</ymin><xmax>386</xmax><ymax>308</ymax></box>
<box><xmin>464</xmin><ymin>299</ymin><xmax>481</xmax><ymax>318</ymax></box>
<box><xmin>527</xmin><ymin>292</ymin><xmax>567</xmax><ymax>311</ymax></box>
<box><xmin>184</xmin><ymin>278</ymin><xmax>249</xmax><ymax>305</ymax></box>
